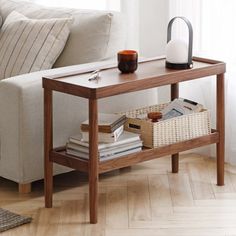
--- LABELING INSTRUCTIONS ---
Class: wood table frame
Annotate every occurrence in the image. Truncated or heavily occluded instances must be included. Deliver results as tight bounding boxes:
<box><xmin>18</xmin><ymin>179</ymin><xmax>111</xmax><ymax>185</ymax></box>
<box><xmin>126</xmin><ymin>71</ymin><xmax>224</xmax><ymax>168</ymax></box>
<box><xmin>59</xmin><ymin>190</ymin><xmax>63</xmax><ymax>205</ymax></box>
<box><xmin>43</xmin><ymin>57</ymin><xmax>226</xmax><ymax>224</ymax></box>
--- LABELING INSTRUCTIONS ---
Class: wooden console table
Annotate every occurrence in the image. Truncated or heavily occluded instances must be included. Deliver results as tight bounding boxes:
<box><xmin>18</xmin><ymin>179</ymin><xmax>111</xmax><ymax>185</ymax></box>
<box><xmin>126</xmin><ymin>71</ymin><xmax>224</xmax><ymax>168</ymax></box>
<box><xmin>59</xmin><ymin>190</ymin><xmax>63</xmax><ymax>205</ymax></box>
<box><xmin>43</xmin><ymin>57</ymin><xmax>226</xmax><ymax>224</ymax></box>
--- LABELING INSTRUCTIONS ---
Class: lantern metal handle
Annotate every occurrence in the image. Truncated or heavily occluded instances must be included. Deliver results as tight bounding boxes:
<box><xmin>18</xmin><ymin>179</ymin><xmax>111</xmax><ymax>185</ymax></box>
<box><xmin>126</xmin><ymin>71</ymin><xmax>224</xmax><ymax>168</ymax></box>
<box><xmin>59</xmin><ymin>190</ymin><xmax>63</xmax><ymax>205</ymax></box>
<box><xmin>167</xmin><ymin>16</ymin><xmax>193</xmax><ymax>66</ymax></box>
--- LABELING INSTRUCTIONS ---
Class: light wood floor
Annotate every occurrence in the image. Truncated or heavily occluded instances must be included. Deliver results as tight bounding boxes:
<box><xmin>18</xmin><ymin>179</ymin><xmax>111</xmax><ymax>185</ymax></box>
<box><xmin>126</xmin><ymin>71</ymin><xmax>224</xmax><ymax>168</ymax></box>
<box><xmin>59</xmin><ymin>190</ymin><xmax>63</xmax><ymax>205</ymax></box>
<box><xmin>1</xmin><ymin>153</ymin><xmax>236</xmax><ymax>236</ymax></box>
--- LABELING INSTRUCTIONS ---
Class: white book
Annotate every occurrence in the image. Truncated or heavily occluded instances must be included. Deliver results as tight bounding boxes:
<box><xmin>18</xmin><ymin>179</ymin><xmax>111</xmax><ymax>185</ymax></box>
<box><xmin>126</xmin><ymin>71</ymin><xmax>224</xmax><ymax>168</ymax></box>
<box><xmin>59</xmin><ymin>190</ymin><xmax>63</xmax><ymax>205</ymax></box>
<box><xmin>69</xmin><ymin>131</ymin><xmax>140</xmax><ymax>150</ymax></box>
<box><xmin>66</xmin><ymin>146</ymin><xmax>142</xmax><ymax>162</ymax></box>
<box><xmin>100</xmin><ymin>140</ymin><xmax>142</xmax><ymax>156</ymax></box>
<box><xmin>81</xmin><ymin>125</ymin><xmax>124</xmax><ymax>143</ymax></box>
<box><xmin>67</xmin><ymin>140</ymin><xmax>142</xmax><ymax>155</ymax></box>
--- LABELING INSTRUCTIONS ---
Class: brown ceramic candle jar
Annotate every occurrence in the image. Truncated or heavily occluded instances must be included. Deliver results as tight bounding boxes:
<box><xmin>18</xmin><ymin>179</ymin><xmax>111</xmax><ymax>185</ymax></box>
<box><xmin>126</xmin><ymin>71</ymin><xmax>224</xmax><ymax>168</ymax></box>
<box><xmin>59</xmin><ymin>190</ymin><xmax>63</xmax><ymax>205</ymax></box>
<box><xmin>117</xmin><ymin>50</ymin><xmax>138</xmax><ymax>73</ymax></box>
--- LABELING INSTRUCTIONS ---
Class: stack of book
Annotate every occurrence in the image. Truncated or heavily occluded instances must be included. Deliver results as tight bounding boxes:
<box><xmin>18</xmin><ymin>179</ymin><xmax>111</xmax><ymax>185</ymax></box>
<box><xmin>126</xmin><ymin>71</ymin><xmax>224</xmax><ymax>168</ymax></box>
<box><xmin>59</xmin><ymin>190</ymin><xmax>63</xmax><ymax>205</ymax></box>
<box><xmin>66</xmin><ymin>113</ymin><xmax>143</xmax><ymax>161</ymax></box>
<box><xmin>80</xmin><ymin>113</ymin><xmax>126</xmax><ymax>143</ymax></box>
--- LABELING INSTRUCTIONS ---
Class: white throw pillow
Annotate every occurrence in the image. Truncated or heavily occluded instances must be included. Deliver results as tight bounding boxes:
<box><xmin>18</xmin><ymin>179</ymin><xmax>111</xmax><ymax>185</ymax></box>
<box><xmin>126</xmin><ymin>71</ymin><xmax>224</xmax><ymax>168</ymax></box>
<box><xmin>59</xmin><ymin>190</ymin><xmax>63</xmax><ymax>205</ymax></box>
<box><xmin>0</xmin><ymin>11</ymin><xmax>73</xmax><ymax>80</ymax></box>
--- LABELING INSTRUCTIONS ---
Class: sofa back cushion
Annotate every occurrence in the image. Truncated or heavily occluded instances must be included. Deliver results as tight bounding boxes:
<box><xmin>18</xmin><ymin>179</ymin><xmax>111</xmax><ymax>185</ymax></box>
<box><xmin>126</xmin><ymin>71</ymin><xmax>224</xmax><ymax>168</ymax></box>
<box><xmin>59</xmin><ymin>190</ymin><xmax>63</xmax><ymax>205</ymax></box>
<box><xmin>0</xmin><ymin>0</ymin><xmax>125</xmax><ymax>67</ymax></box>
<box><xmin>0</xmin><ymin>11</ymin><xmax>72</xmax><ymax>80</ymax></box>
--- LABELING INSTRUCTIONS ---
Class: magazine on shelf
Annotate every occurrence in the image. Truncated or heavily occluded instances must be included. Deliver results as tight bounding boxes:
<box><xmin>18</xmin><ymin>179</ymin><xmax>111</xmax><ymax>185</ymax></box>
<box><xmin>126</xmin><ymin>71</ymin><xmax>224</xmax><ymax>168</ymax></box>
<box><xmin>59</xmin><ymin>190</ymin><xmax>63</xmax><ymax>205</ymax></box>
<box><xmin>81</xmin><ymin>125</ymin><xmax>124</xmax><ymax>143</ymax></box>
<box><xmin>81</xmin><ymin>113</ymin><xmax>126</xmax><ymax>133</ymax></box>
<box><xmin>66</xmin><ymin>146</ymin><xmax>142</xmax><ymax>162</ymax></box>
<box><xmin>161</xmin><ymin>98</ymin><xmax>204</xmax><ymax>120</ymax></box>
<box><xmin>66</xmin><ymin>140</ymin><xmax>143</xmax><ymax>156</ymax></box>
<box><xmin>69</xmin><ymin>131</ymin><xmax>141</xmax><ymax>150</ymax></box>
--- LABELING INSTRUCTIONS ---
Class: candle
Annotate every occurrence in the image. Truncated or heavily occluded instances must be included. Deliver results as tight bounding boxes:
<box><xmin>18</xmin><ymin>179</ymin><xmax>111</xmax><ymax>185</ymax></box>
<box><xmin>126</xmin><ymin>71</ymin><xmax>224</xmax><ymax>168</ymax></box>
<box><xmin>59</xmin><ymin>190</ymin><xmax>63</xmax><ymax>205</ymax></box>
<box><xmin>117</xmin><ymin>50</ymin><xmax>138</xmax><ymax>73</ymax></box>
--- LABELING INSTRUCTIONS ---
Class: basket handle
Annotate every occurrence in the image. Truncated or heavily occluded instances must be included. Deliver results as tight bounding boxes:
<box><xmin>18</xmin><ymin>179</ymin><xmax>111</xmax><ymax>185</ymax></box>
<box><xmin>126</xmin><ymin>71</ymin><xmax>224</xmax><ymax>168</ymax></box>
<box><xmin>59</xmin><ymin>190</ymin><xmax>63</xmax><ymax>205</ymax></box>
<box><xmin>128</xmin><ymin>123</ymin><xmax>141</xmax><ymax>130</ymax></box>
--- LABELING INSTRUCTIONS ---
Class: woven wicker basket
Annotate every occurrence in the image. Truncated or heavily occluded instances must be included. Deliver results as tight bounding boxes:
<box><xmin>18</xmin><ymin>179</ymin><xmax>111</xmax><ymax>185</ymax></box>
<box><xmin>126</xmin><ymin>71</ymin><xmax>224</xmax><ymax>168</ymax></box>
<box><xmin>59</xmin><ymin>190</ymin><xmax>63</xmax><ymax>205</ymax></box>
<box><xmin>120</xmin><ymin>103</ymin><xmax>211</xmax><ymax>148</ymax></box>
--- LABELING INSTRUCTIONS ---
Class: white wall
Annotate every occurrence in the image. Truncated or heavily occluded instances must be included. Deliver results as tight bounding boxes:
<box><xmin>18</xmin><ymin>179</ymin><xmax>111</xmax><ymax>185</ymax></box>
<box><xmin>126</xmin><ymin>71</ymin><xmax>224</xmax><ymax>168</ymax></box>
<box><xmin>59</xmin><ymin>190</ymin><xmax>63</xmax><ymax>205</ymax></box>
<box><xmin>139</xmin><ymin>0</ymin><xmax>169</xmax><ymax>57</ymax></box>
<box><xmin>138</xmin><ymin>0</ymin><xmax>170</xmax><ymax>104</ymax></box>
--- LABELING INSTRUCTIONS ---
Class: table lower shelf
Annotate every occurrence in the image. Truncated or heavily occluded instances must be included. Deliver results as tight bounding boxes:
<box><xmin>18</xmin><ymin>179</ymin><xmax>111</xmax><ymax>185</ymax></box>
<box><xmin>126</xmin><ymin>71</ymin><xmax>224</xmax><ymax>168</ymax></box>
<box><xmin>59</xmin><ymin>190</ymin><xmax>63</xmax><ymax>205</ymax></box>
<box><xmin>50</xmin><ymin>131</ymin><xmax>219</xmax><ymax>174</ymax></box>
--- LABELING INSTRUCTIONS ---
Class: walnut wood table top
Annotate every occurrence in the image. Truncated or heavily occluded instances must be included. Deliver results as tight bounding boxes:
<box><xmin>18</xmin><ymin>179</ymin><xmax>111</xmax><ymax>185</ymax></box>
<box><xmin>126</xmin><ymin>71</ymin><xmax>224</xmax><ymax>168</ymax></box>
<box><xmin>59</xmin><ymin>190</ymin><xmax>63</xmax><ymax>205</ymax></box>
<box><xmin>43</xmin><ymin>57</ymin><xmax>226</xmax><ymax>99</ymax></box>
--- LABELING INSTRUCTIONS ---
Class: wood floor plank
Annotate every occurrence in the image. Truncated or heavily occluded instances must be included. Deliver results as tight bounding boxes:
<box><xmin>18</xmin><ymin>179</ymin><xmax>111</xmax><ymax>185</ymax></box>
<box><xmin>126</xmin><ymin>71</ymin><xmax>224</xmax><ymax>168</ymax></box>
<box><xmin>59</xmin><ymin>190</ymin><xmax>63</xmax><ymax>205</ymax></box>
<box><xmin>148</xmin><ymin>174</ymin><xmax>172</xmax><ymax>215</ymax></box>
<box><xmin>35</xmin><ymin>207</ymin><xmax>61</xmax><ymax>236</ymax></box>
<box><xmin>173</xmin><ymin>206</ymin><xmax>236</xmax><ymax>213</ymax></box>
<box><xmin>0</xmin><ymin>199</ymin><xmax>43</xmax><ymax>213</ymax></box>
<box><xmin>129</xmin><ymin>214</ymin><xmax>236</xmax><ymax>229</ymax></box>
<box><xmin>214</xmin><ymin>192</ymin><xmax>236</xmax><ymax>199</ymax></box>
<box><xmin>106</xmin><ymin>186</ymin><xmax>128</xmax><ymax>228</ymax></box>
<box><xmin>195</xmin><ymin>199</ymin><xmax>236</xmax><ymax>207</ymax></box>
<box><xmin>127</xmin><ymin>175</ymin><xmax>152</xmax><ymax>221</ymax></box>
<box><xmin>58</xmin><ymin>199</ymin><xmax>86</xmax><ymax>236</ymax></box>
<box><xmin>187</xmin><ymin>162</ymin><xmax>215</xmax><ymax>200</ymax></box>
<box><xmin>105</xmin><ymin>228</ymin><xmax>227</xmax><ymax>236</ymax></box>
<box><xmin>128</xmin><ymin>157</ymin><xmax>171</xmax><ymax>175</ymax></box>
<box><xmin>99</xmin><ymin>170</ymin><xmax>137</xmax><ymax>187</ymax></box>
<box><xmin>227</xmin><ymin>167</ymin><xmax>236</xmax><ymax>192</ymax></box>
<box><xmin>168</xmin><ymin>173</ymin><xmax>194</xmax><ymax>206</ymax></box>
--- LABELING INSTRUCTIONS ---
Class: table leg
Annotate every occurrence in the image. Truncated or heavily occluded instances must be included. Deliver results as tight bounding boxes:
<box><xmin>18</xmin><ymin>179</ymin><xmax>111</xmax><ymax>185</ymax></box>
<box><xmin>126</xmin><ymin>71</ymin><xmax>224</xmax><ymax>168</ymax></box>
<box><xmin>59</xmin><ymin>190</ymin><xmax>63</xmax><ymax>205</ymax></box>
<box><xmin>89</xmin><ymin>98</ymin><xmax>99</xmax><ymax>223</ymax></box>
<box><xmin>171</xmin><ymin>83</ymin><xmax>179</xmax><ymax>173</ymax></box>
<box><xmin>44</xmin><ymin>89</ymin><xmax>53</xmax><ymax>207</ymax></box>
<box><xmin>216</xmin><ymin>74</ymin><xmax>225</xmax><ymax>186</ymax></box>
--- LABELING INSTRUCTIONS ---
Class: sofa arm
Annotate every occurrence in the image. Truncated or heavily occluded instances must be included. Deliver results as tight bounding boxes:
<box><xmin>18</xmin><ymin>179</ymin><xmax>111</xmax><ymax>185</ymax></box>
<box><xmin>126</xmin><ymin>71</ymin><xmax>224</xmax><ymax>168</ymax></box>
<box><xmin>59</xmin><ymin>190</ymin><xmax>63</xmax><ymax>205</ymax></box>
<box><xmin>0</xmin><ymin>61</ymin><xmax>158</xmax><ymax>183</ymax></box>
<box><xmin>0</xmin><ymin>61</ymin><xmax>113</xmax><ymax>183</ymax></box>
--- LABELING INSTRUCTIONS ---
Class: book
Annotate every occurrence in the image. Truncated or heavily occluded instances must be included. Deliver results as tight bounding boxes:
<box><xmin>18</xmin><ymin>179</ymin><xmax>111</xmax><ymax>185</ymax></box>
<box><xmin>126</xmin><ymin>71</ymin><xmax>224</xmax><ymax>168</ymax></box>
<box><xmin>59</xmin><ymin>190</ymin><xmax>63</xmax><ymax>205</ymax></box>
<box><xmin>81</xmin><ymin>125</ymin><xmax>124</xmax><ymax>143</ymax></box>
<box><xmin>66</xmin><ymin>146</ymin><xmax>142</xmax><ymax>162</ymax></box>
<box><xmin>69</xmin><ymin>131</ymin><xmax>141</xmax><ymax>150</ymax></box>
<box><xmin>162</xmin><ymin>98</ymin><xmax>204</xmax><ymax>120</ymax></box>
<box><xmin>66</xmin><ymin>139</ymin><xmax>143</xmax><ymax>156</ymax></box>
<box><xmin>80</xmin><ymin>113</ymin><xmax>126</xmax><ymax>133</ymax></box>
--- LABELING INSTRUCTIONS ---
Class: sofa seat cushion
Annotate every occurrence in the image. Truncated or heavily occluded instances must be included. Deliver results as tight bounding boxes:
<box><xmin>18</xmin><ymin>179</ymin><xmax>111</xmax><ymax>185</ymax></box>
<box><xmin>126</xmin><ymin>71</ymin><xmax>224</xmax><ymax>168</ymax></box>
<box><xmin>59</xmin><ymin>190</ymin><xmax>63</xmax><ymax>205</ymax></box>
<box><xmin>0</xmin><ymin>11</ymin><xmax>72</xmax><ymax>80</ymax></box>
<box><xmin>0</xmin><ymin>0</ymin><xmax>125</xmax><ymax>67</ymax></box>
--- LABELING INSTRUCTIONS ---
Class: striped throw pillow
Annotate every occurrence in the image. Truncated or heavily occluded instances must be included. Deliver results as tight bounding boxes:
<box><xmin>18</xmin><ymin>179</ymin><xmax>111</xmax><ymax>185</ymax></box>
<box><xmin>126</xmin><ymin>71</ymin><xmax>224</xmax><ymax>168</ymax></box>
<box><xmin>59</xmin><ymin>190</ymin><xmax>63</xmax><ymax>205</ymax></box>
<box><xmin>0</xmin><ymin>11</ymin><xmax>73</xmax><ymax>80</ymax></box>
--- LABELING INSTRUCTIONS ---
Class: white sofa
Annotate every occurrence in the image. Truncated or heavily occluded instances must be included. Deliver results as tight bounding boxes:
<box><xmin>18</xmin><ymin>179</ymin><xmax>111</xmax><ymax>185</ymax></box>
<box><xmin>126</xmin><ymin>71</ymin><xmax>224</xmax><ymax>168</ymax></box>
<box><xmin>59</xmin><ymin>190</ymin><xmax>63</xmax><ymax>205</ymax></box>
<box><xmin>0</xmin><ymin>0</ymin><xmax>158</xmax><ymax>192</ymax></box>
